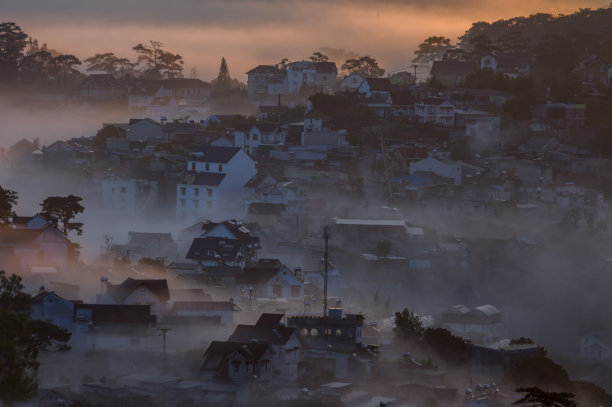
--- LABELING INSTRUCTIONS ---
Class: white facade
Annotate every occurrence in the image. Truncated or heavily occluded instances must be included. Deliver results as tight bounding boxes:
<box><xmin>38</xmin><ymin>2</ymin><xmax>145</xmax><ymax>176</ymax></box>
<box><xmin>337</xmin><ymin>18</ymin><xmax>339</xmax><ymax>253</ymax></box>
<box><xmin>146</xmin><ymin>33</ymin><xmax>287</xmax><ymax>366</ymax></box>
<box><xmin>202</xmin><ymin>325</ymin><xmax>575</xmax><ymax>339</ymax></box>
<box><xmin>581</xmin><ymin>331</ymin><xmax>612</xmax><ymax>363</ymax></box>
<box><xmin>415</xmin><ymin>99</ymin><xmax>455</xmax><ymax>126</ymax></box>
<box><xmin>233</xmin><ymin>125</ymin><xmax>286</xmax><ymax>155</ymax></box>
<box><xmin>178</xmin><ymin>148</ymin><xmax>257</xmax><ymax>222</ymax></box>
<box><xmin>102</xmin><ymin>178</ymin><xmax>158</xmax><ymax>215</ymax></box>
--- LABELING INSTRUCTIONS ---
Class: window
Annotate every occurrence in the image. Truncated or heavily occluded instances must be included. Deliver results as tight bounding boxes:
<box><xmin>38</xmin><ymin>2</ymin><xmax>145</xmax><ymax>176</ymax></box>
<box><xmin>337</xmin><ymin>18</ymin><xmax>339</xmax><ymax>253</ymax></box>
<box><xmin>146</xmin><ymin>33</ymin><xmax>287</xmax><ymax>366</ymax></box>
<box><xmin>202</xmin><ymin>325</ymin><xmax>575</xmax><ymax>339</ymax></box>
<box><xmin>180</xmin><ymin>187</ymin><xmax>186</xmax><ymax>195</ymax></box>
<box><xmin>273</xmin><ymin>285</ymin><xmax>282</xmax><ymax>297</ymax></box>
<box><xmin>205</xmin><ymin>163</ymin><xmax>210</xmax><ymax>171</ymax></box>
<box><xmin>232</xmin><ymin>361</ymin><xmax>240</xmax><ymax>373</ymax></box>
<box><xmin>120</xmin><ymin>187</ymin><xmax>126</xmax><ymax>193</ymax></box>
<box><xmin>180</xmin><ymin>199</ymin><xmax>186</xmax><ymax>208</ymax></box>
<box><xmin>310</xmin><ymin>328</ymin><xmax>318</xmax><ymax>336</ymax></box>
<box><xmin>139</xmin><ymin>288</ymin><xmax>147</xmax><ymax>298</ymax></box>
<box><xmin>291</xmin><ymin>285</ymin><xmax>301</xmax><ymax>297</ymax></box>
<box><xmin>194</xmin><ymin>188</ymin><xmax>199</xmax><ymax>197</ymax></box>
<box><xmin>218</xmin><ymin>164</ymin><xmax>223</xmax><ymax>172</ymax></box>
<box><xmin>325</xmin><ymin>328</ymin><xmax>332</xmax><ymax>336</ymax></box>
<box><xmin>253</xmin><ymin>134</ymin><xmax>258</xmax><ymax>141</ymax></box>
<box><xmin>301</xmin><ymin>328</ymin><xmax>308</xmax><ymax>336</ymax></box>
<box><xmin>207</xmin><ymin>189</ymin><xmax>213</xmax><ymax>197</ymax></box>
<box><xmin>191</xmin><ymin>162</ymin><xmax>195</xmax><ymax>171</ymax></box>
<box><xmin>335</xmin><ymin>329</ymin><xmax>342</xmax><ymax>337</ymax></box>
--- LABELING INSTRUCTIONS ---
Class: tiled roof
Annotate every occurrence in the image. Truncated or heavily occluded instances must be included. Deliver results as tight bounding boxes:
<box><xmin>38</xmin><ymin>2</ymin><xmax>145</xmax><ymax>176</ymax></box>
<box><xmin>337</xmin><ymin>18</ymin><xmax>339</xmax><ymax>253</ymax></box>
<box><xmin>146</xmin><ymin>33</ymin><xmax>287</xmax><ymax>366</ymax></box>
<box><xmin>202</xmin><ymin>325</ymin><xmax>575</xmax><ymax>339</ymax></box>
<box><xmin>173</xmin><ymin>301</ymin><xmax>237</xmax><ymax>312</ymax></box>
<box><xmin>190</xmin><ymin>146</ymin><xmax>241</xmax><ymax>164</ymax></box>
<box><xmin>186</xmin><ymin>237</ymin><xmax>242</xmax><ymax>261</ymax></box>
<box><xmin>192</xmin><ymin>172</ymin><xmax>226</xmax><ymax>187</ymax></box>
<box><xmin>246</xmin><ymin>65</ymin><xmax>284</xmax><ymax>74</ymax></box>
<box><xmin>107</xmin><ymin>278</ymin><xmax>170</xmax><ymax>303</ymax></box>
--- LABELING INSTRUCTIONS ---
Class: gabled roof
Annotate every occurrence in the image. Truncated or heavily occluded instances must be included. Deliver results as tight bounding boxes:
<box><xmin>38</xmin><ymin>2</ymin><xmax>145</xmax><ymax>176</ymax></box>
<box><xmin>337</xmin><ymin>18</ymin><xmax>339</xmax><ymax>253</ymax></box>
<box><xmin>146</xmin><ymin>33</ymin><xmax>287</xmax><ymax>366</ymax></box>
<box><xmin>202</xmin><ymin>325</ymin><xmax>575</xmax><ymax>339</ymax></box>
<box><xmin>202</xmin><ymin>341</ymin><xmax>272</xmax><ymax>372</ymax></box>
<box><xmin>172</xmin><ymin>301</ymin><xmax>238</xmax><ymax>312</ymax></box>
<box><xmin>229</xmin><ymin>322</ymin><xmax>295</xmax><ymax>345</ymax></box>
<box><xmin>235</xmin><ymin>268</ymin><xmax>279</xmax><ymax>286</ymax></box>
<box><xmin>190</xmin><ymin>146</ymin><xmax>242</xmax><ymax>164</ymax></box>
<box><xmin>186</xmin><ymin>237</ymin><xmax>242</xmax><ymax>262</ymax></box>
<box><xmin>254</xmin><ymin>123</ymin><xmax>278</xmax><ymax>133</ymax></box>
<box><xmin>107</xmin><ymin>278</ymin><xmax>170</xmax><ymax>303</ymax></box>
<box><xmin>247</xmin><ymin>65</ymin><xmax>284</xmax><ymax>75</ymax></box>
<box><xmin>253</xmin><ymin>258</ymin><xmax>284</xmax><ymax>270</ymax></box>
<box><xmin>13</xmin><ymin>215</ymin><xmax>36</xmax><ymax>225</ymax></box>
<box><xmin>244</xmin><ymin>173</ymin><xmax>276</xmax><ymax>188</ymax></box>
<box><xmin>316</xmin><ymin>62</ymin><xmax>338</xmax><ymax>74</ymax></box>
<box><xmin>192</xmin><ymin>172</ymin><xmax>226</xmax><ymax>187</ymax></box>
<box><xmin>363</xmin><ymin>78</ymin><xmax>392</xmax><ymax>91</ymax></box>
<box><xmin>0</xmin><ymin>227</ymin><xmax>67</xmax><ymax>246</ymax></box>
<box><xmin>129</xmin><ymin>118</ymin><xmax>162</xmax><ymax>127</ymax></box>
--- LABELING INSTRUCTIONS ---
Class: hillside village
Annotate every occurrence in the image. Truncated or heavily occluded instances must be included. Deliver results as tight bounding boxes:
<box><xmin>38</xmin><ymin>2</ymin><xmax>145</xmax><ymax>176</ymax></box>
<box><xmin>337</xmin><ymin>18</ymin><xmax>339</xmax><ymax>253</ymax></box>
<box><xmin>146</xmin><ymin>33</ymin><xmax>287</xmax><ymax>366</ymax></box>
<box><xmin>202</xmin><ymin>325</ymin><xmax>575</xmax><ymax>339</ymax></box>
<box><xmin>2</xmin><ymin>7</ymin><xmax>612</xmax><ymax>407</ymax></box>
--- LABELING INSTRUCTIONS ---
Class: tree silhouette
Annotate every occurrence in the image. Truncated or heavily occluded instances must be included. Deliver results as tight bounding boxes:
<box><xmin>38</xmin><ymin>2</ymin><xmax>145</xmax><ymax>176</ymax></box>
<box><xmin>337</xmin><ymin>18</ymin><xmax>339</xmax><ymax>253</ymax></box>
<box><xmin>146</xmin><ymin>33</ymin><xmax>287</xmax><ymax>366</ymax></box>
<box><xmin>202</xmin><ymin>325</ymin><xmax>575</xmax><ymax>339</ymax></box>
<box><xmin>513</xmin><ymin>387</ymin><xmax>577</xmax><ymax>407</ymax></box>
<box><xmin>0</xmin><ymin>271</ymin><xmax>71</xmax><ymax>406</ymax></box>
<box><xmin>0</xmin><ymin>22</ymin><xmax>28</xmax><ymax>82</ymax></box>
<box><xmin>394</xmin><ymin>308</ymin><xmax>424</xmax><ymax>341</ymax></box>
<box><xmin>341</xmin><ymin>56</ymin><xmax>385</xmax><ymax>77</ymax></box>
<box><xmin>0</xmin><ymin>186</ymin><xmax>17</xmax><ymax>226</ymax></box>
<box><xmin>413</xmin><ymin>36</ymin><xmax>454</xmax><ymax>64</ymax></box>
<box><xmin>132</xmin><ymin>40</ymin><xmax>183</xmax><ymax>79</ymax></box>
<box><xmin>309</xmin><ymin>51</ymin><xmax>329</xmax><ymax>63</ymax></box>
<box><xmin>40</xmin><ymin>195</ymin><xmax>85</xmax><ymax>236</ymax></box>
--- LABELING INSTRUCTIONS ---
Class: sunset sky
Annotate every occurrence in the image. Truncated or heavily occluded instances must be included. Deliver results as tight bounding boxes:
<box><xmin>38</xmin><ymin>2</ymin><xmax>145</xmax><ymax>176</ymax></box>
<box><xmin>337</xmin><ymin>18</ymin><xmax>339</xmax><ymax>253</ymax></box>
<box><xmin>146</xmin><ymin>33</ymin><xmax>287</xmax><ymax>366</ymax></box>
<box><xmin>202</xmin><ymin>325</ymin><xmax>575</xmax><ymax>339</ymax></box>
<box><xmin>4</xmin><ymin>0</ymin><xmax>609</xmax><ymax>81</ymax></box>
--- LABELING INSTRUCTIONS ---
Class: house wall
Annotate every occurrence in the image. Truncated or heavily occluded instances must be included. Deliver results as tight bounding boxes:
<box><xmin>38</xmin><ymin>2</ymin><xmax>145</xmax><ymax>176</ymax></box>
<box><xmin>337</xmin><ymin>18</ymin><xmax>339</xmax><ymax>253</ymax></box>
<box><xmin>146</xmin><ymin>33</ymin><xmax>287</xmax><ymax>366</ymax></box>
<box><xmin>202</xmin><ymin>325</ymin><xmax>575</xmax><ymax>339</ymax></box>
<box><xmin>122</xmin><ymin>287</ymin><xmax>165</xmax><ymax>317</ymax></box>
<box><xmin>581</xmin><ymin>335</ymin><xmax>612</xmax><ymax>362</ymax></box>
<box><xmin>14</xmin><ymin>231</ymin><xmax>69</xmax><ymax>274</ymax></box>
<box><xmin>441</xmin><ymin>321</ymin><xmax>502</xmax><ymax>344</ymax></box>
<box><xmin>176</xmin><ymin>184</ymin><xmax>218</xmax><ymax>221</ymax></box>
<box><xmin>31</xmin><ymin>294</ymin><xmax>75</xmax><ymax>331</ymax></box>
<box><xmin>127</xmin><ymin>120</ymin><xmax>163</xmax><ymax>142</ymax></box>
<box><xmin>102</xmin><ymin>178</ymin><xmax>159</xmax><ymax>215</ymax></box>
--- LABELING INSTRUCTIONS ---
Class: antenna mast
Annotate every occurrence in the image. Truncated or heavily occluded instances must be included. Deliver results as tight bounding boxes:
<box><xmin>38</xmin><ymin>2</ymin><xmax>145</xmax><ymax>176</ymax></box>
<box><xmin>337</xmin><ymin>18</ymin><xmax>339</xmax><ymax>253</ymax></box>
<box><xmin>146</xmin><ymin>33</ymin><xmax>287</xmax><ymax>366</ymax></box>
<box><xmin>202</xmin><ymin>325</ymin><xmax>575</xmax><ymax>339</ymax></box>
<box><xmin>323</xmin><ymin>225</ymin><xmax>330</xmax><ymax>318</ymax></box>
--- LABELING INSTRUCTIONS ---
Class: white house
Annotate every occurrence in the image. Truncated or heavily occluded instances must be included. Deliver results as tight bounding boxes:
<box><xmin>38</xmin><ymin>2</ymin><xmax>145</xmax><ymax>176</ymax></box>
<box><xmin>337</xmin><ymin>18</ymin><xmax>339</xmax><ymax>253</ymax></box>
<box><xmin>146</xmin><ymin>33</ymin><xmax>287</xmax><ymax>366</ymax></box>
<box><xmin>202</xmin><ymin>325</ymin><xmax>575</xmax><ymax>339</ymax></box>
<box><xmin>233</xmin><ymin>123</ymin><xmax>286</xmax><ymax>155</ymax></box>
<box><xmin>580</xmin><ymin>331</ymin><xmax>612</xmax><ymax>363</ymax></box>
<box><xmin>410</xmin><ymin>157</ymin><xmax>462</xmax><ymax>185</ymax></box>
<box><xmin>177</xmin><ymin>147</ymin><xmax>257</xmax><ymax>222</ymax></box>
<box><xmin>236</xmin><ymin>259</ymin><xmax>304</xmax><ymax>301</ymax></box>
<box><xmin>286</xmin><ymin>61</ymin><xmax>337</xmax><ymax>94</ymax></box>
<box><xmin>358</xmin><ymin>77</ymin><xmax>392</xmax><ymax>99</ymax></box>
<box><xmin>415</xmin><ymin>97</ymin><xmax>455</xmax><ymax>126</ymax></box>
<box><xmin>101</xmin><ymin>177</ymin><xmax>158</xmax><ymax>215</ymax></box>
<box><xmin>301</xmin><ymin>110</ymin><xmax>347</xmax><ymax>146</ymax></box>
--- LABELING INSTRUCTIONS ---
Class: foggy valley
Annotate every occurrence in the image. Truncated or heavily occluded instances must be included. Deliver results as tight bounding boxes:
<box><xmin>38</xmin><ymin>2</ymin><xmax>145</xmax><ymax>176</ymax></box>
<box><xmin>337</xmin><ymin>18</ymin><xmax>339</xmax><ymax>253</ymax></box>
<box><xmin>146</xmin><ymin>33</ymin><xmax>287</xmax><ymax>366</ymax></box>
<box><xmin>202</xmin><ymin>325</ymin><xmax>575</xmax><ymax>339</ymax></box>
<box><xmin>1</xmin><ymin>2</ymin><xmax>612</xmax><ymax>407</ymax></box>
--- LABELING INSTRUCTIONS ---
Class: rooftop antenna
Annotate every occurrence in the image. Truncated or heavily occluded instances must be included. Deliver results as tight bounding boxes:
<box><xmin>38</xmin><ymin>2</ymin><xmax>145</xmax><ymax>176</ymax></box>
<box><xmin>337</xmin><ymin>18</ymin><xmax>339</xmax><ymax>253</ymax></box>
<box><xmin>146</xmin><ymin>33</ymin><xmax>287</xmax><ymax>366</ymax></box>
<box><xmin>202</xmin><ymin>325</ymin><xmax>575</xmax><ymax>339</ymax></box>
<box><xmin>323</xmin><ymin>225</ymin><xmax>330</xmax><ymax>318</ymax></box>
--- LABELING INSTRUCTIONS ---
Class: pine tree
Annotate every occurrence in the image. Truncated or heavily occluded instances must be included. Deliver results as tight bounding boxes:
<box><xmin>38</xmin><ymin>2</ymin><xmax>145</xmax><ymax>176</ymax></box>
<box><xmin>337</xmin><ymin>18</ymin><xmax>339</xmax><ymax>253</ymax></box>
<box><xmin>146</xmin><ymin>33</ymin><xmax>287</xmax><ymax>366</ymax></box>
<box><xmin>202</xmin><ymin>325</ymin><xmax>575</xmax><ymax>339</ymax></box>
<box><xmin>215</xmin><ymin>56</ymin><xmax>231</xmax><ymax>91</ymax></box>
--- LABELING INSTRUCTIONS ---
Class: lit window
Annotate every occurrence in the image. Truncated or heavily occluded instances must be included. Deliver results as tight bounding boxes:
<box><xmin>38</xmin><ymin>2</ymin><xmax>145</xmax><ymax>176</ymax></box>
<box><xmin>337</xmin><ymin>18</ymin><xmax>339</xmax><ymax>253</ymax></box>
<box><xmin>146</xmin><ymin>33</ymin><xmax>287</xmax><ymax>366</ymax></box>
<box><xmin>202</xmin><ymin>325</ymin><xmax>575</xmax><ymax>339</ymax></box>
<box><xmin>310</xmin><ymin>328</ymin><xmax>318</xmax><ymax>336</ymax></box>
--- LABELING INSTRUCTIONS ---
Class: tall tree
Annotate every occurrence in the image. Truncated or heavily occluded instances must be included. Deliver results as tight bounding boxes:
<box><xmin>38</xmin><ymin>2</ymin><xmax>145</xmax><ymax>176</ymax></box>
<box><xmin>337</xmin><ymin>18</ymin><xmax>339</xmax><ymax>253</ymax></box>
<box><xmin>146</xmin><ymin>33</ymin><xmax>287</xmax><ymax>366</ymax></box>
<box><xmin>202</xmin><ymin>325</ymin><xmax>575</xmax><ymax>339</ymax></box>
<box><xmin>513</xmin><ymin>387</ymin><xmax>577</xmax><ymax>407</ymax></box>
<box><xmin>40</xmin><ymin>195</ymin><xmax>85</xmax><ymax>236</ymax></box>
<box><xmin>412</xmin><ymin>36</ymin><xmax>454</xmax><ymax>64</ymax></box>
<box><xmin>341</xmin><ymin>56</ymin><xmax>385</xmax><ymax>77</ymax></box>
<box><xmin>93</xmin><ymin>125</ymin><xmax>126</xmax><ymax>150</ymax></box>
<box><xmin>0</xmin><ymin>22</ymin><xmax>28</xmax><ymax>82</ymax></box>
<box><xmin>0</xmin><ymin>271</ymin><xmax>71</xmax><ymax>406</ymax></box>
<box><xmin>132</xmin><ymin>40</ymin><xmax>183</xmax><ymax>79</ymax></box>
<box><xmin>48</xmin><ymin>54</ymin><xmax>81</xmax><ymax>84</ymax></box>
<box><xmin>83</xmin><ymin>52</ymin><xmax>136</xmax><ymax>77</ymax></box>
<box><xmin>496</xmin><ymin>30</ymin><xmax>530</xmax><ymax>53</ymax></box>
<box><xmin>0</xmin><ymin>186</ymin><xmax>17</xmax><ymax>226</ymax></box>
<box><xmin>309</xmin><ymin>51</ymin><xmax>329</xmax><ymax>63</ymax></box>
<box><xmin>393</xmin><ymin>308</ymin><xmax>424</xmax><ymax>341</ymax></box>
<box><xmin>214</xmin><ymin>56</ymin><xmax>231</xmax><ymax>92</ymax></box>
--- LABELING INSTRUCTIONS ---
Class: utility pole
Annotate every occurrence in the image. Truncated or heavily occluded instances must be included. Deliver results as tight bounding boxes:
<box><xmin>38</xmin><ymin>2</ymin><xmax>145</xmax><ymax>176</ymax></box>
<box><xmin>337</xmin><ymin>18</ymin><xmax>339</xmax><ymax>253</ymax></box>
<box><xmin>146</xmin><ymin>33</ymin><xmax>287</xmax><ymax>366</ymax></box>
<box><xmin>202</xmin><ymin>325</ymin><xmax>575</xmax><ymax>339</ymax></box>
<box><xmin>323</xmin><ymin>225</ymin><xmax>330</xmax><ymax>318</ymax></box>
<box><xmin>159</xmin><ymin>327</ymin><xmax>171</xmax><ymax>369</ymax></box>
